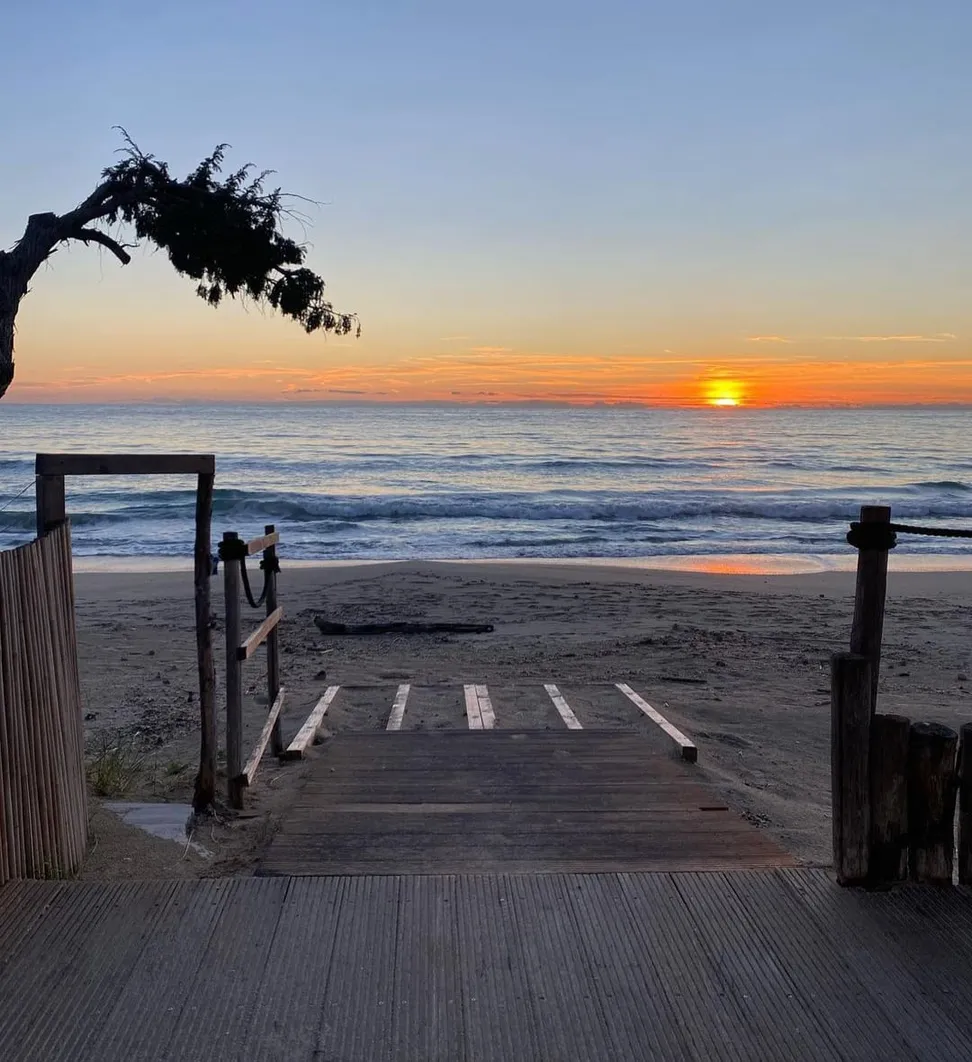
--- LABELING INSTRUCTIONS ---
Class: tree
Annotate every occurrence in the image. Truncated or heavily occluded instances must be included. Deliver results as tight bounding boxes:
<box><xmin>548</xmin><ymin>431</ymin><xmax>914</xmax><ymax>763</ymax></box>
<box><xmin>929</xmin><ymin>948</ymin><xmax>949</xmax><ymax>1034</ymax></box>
<box><xmin>0</xmin><ymin>133</ymin><xmax>358</xmax><ymax>400</ymax></box>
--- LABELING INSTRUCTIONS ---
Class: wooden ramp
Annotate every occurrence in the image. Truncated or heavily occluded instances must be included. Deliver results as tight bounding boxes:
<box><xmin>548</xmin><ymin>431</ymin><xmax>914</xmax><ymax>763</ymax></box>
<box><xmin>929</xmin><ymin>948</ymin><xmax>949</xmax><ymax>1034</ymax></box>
<box><xmin>260</xmin><ymin>730</ymin><xmax>792</xmax><ymax>874</ymax></box>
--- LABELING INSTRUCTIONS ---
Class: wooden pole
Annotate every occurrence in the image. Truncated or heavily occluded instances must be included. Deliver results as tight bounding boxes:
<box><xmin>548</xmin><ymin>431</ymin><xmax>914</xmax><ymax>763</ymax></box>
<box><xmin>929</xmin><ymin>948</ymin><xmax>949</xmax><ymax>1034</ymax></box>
<box><xmin>869</xmin><ymin>713</ymin><xmax>910</xmax><ymax>886</ymax></box>
<box><xmin>959</xmin><ymin>723</ymin><xmax>972</xmax><ymax>886</ymax></box>
<box><xmin>223</xmin><ymin>531</ymin><xmax>244</xmax><ymax>809</ymax></box>
<box><xmin>263</xmin><ymin>524</ymin><xmax>283</xmax><ymax>757</ymax></box>
<box><xmin>831</xmin><ymin>652</ymin><xmax>871</xmax><ymax>885</ymax></box>
<box><xmin>908</xmin><ymin>721</ymin><xmax>958</xmax><ymax>885</ymax></box>
<box><xmin>191</xmin><ymin>472</ymin><xmax>217</xmax><ymax>813</ymax></box>
<box><xmin>35</xmin><ymin>474</ymin><xmax>65</xmax><ymax>539</ymax></box>
<box><xmin>849</xmin><ymin>504</ymin><xmax>892</xmax><ymax>715</ymax></box>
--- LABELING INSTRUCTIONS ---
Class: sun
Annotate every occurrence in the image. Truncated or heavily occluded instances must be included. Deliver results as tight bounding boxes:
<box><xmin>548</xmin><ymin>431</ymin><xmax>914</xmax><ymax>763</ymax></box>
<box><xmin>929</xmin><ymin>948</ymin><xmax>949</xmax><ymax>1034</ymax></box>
<box><xmin>703</xmin><ymin>378</ymin><xmax>746</xmax><ymax>407</ymax></box>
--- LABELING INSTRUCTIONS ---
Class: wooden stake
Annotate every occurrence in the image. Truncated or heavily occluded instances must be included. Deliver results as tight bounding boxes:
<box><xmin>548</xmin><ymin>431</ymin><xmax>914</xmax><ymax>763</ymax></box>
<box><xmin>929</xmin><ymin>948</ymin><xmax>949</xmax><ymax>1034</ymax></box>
<box><xmin>909</xmin><ymin>721</ymin><xmax>958</xmax><ymax>885</ymax></box>
<box><xmin>192</xmin><ymin>472</ymin><xmax>217</xmax><ymax>813</ymax></box>
<box><xmin>223</xmin><ymin>531</ymin><xmax>244</xmax><ymax>809</ymax></box>
<box><xmin>959</xmin><ymin>723</ymin><xmax>972</xmax><ymax>886</ymax></box>
<box><xmin>263</xmin><ymin>524</ymin><xmax>283</xmax><ymax>757</ymax></box>
<box><xmin>831</xmin><ymin>653</ymin><xmax>871</xmax><ymax>885</ymax></box>
<box><xmin>849</xmin><ymin>504</ymin><xmax>891</xmax><ymax>714</ymax></box>
<box><xmin>869</xmin><ymin>713</ymin><xmax>910</xmax><ymax>887</ymax></box>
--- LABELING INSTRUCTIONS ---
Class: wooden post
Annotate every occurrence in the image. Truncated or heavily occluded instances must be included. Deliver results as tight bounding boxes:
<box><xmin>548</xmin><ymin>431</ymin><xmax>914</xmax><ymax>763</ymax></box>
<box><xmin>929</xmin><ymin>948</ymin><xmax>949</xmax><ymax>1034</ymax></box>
<box><xmin>958</xmin><ymin>723</ymin><xmax>972</xmax><ymax>886</ymax></box>
<box><xmin>869</xmin><ymin>713</ymin><xmax>910</xmax><ymax>886</ymax></box>
<box><xmin>831</xmin><ymin>653</ymin><xmax>871</xmax><ymax>885</ymax></box>
<box><xmin>849</xmin><ymin>504</ymin><xmax>892</xmax><ymax>715</ymax></box>
<box><xmin>908</xmin><ymin>721</ymin><xmax>958</xmax><ymax>885</ymax></box>
<box><xmin>263</xmin><ymin>524</ymin><xmax>283</xmax><ymax>757</ymax></box>
<box><xmin>191</xmin><ymin>472</ymin><xmax>217</xmax><ymax>813</ymax></box>
<box><xmin>35</xmin><ymin>474</ymin><xmax>65</xmax><ymax>538</ymax></box>
<box><xmin>223</xmin><ymin>531</ymin><xmax>244</xmax><ymax>810</ymax></box>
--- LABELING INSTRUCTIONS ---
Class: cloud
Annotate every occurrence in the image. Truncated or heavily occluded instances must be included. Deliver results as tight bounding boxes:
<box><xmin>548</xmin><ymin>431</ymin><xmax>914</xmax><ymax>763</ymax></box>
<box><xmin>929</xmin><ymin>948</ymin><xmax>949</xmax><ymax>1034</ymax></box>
<box><xmin>747</xmin><ymin>335</ymin><xmax>793</xmax><ymax>344</ymax></box>
<box><xmin>826</xmin><ymin>333</ymin><xmax>956</xmax><ymax>343</ymax></box>
<box><xmin>468</xmin><ymin>345</ymin><xmax>513</xmax><ymax>355</ymax></box>
<box><xmin>439</xmin><ymin>335</ymin><xmax>470</xmax><ymax>342</ymax></box>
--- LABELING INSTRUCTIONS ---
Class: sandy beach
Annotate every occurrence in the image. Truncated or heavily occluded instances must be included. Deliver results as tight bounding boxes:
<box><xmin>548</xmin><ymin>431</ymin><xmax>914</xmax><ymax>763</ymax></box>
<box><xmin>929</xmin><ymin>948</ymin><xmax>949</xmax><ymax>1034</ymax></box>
<box><xmin>74</xmin><ymin>560</ymin><xmax>972</xmax><ymax>877</ymax></box>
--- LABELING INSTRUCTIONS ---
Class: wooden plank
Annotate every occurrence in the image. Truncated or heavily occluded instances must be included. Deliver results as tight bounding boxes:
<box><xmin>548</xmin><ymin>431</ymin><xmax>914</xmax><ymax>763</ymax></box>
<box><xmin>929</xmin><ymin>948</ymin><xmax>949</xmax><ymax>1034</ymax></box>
<box><xmin>244</xmin><ymin>530</ymin><xmax>280</xmax><ymax>556</ymax></box>
<box><xmin>464</xmin><ymin>685</ymin><xmax>483</xmax><ymax>730</ymax></box>
<box><xmin>908</xmin><ymin>721</ymin><xmax>958</xmax><ymax>884</ymax></box>
<box><xmin>35</xmin><ymin>453</ymin><xmax>215</xmax><ymax>476</ymax></box>
<box><xmin>544</xmin><ymin>684</ymin><xmax>582</xmax><ymax>730</ymax></box>
<box><xmin>870</xmin><ymin>713</ymin><xmax>910</xmax><ymax>885</ymax></box>
<box><xmin>34</xmin><ymin>474</ymin><xmax>65</xmax><ymax>538</ymax></box>
<box><xmin>237</xmin><ymin>607</ymin><xmax>283</xmax><ymax>661</ymax></box>
<box><xmin>223</xmin><ymin>535</ymin><xmax>244</xmax><ymax>809</ymax></box>
<box><xmin>475</xmin><ymin>684</ymin><xmax>496</xmax><ymax>730</ymax></box>
<box><xmin>284</xmin><ymin>687</ymin><xmax>341</xmax><ymax>759</ymax></box>
<box><xmin>831</xmin><ymin>653</ymin><xmax>871</xmax><ymax>885</ymax></box>
<box><xmin>615</xmin><ymin>683</ymin><xmax>697</xmax><ymax>762</ymax></box>
<box><xmin>192</xmin><ymin>471</ymin><xmax>217</xmax><ymax>812</ymax></box>
<box><xmin>386</xmin><ymin>684</ymin><xmax>411</xmax><ymax>731</ymax></box>
<box><xmin>240</xmin><ymin>687</ymin><xmax>287</xmax><ymax>786</ymax></box>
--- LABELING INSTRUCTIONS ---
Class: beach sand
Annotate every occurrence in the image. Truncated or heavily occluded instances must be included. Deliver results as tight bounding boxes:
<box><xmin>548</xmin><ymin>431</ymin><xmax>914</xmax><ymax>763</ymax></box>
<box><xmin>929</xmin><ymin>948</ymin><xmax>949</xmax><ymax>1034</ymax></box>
<box><xmin>74</xmin><ymin>561</ymin><xmax>972</xmax><ymax>877</ymax></box>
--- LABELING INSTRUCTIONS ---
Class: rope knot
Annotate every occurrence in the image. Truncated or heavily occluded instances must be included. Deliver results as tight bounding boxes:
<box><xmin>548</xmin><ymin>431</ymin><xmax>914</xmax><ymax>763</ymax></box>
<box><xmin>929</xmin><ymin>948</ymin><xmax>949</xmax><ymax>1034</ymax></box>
<box><xmin>847</xmin><ymin>522</ymin><xmax>898</xmax><ymax>551</ymax></box>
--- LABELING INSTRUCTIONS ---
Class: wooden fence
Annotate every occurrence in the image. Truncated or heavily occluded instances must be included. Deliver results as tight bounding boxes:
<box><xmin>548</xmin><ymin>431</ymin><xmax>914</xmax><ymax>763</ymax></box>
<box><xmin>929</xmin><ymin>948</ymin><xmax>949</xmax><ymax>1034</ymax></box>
<box><xmin>833</xmin><ymin>504</ymin><xmax>971</xmax><ymax>887</ymax></box>
<box><xmin>0</xmin><ymin>523</ymin><xmax>87</xmax><ymax>883</ymax></box>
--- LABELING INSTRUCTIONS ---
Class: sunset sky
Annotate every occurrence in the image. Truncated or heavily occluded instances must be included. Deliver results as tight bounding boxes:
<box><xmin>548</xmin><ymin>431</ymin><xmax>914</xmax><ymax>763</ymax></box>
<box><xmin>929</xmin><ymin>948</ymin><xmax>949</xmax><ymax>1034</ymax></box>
<box><xmin>3</xmin><ymin>1</ymin><xmax>971</xmax><ymax>405</ymax></box>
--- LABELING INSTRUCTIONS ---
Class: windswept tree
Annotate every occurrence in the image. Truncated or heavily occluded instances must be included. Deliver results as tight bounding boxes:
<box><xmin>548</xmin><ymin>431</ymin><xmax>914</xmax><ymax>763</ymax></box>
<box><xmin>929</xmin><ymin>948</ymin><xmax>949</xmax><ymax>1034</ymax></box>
<box><xmin>0</xmin><ymin>133</ymin><xmax>357</xmax><ymax>399</ymax></box>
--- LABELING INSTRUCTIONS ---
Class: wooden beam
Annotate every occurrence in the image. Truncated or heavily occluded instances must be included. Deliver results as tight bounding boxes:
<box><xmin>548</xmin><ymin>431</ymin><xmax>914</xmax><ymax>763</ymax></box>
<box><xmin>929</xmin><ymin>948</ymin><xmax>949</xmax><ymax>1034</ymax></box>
<box><xmin>224</xmin><ymin>533</ymin><xmax>244</xmax><ymax>809</ymax></box>
<box><xmin>869</xmin><ymin>713</ymin><xmax>910</xmax><ymax>886</ymax></box>
<box><xmin>284</xmin><ymin>686</ymin><xmax>341</xmax><ymax>759</ymax></box>
<box><xmin>240</xmin><ymin>687</ymin><xmax>286</xmax><ymax>786</ymax></box>
<box><xmin>464</xmin><ymin>685</ymin><xmax>483</xmax><ymax>729</ymax></box>
<box><xmin>191</xmin><ymin>471</ymin><xmax>217</xmax><ymax>813</ymax></box>
<box><xmin>475</xmin><ymin>684</ymin><xmax>495</xmax><ymax>729</ymax></box>
<box><xmin>615</xmin><ymin>683</ymin><xmax>697</xmax><ymax>762</ymax></box>
<box><xmin>35</xmin><ymin>474</ymin><xmax>65</xmax><ymax>538</ymax></box>
<box><xmin>244</xmin><ymin>530</ymin><xmax>280</xmax><ymax>556</ymax></box>
<box><xmin>831</xmin><ymin>653</ymin><xmax>871</xmax><ymax>886</ymax></box>
<box><xmin>35</xmin><ymin>453</ymin><xmax>215</xmax><ymax>477</ymax></box>
<box><xmin>386</xmin><ymin>684</ymin><xmax>411</xmax><ymax>731</ymax></box>
<box><xmin>238</xmin><ymin>607</ymin><xmax>283</xmax><ymax>661</ymax></box>
<box><xmin>544</xmin><ymin>683</ymin><xmax>583</xmax><ymax>730</ymax></box>
<box><xmin>908</xmin><ymin>721</ymin><xmax>958</xmax><ymax>885</ymax></box>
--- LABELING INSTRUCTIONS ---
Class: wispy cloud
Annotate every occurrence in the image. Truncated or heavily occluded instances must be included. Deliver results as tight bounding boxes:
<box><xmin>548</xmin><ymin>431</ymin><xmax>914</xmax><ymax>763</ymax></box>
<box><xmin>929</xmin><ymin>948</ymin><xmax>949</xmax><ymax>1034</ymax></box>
<box><xmin>747</xmin><ymin>335</ymin><xmax>793</xmax><ymax>344</ymax></box>
<box><xmin>825</xmin><ymin>333</ymin><xmax>957</xmax><ymax>343</ymax></box>
<box><xmin>468</xmin><ymin>345</ymin><xmax>513</xmax><ymax>355</ymax></box>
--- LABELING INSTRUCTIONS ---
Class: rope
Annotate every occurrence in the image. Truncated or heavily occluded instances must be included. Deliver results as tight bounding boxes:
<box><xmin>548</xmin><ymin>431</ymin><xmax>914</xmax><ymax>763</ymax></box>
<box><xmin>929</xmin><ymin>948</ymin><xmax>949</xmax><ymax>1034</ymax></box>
<box><xmin>0</xmin><ymin>481</ymin><xmax>35</xmax><ymax>538</ymax></box>
<box><xmin>848</xmin><ymin>520</ymin><xmax>972</xmax><ymax>550</ymax></box>
<box><xmin>240</xmin><ymin>555</ymin><xmax>280</xmax><ymax>609</ymax></box>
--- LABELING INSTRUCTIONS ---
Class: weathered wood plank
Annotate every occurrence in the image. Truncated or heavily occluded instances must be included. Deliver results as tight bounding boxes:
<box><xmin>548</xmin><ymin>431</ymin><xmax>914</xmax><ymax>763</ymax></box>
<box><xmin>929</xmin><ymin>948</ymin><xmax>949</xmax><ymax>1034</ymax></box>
<box><xmin>237</xmin><ymin>606</ymin><xmax>283</xmax><ymax>661</ymax></box>
<box><xmin>35</xmin><ymin>453</ymin><xmax>215</xmax><ymax>476</ymax></box>
<box><xmin>475</xmin><ymin>684</ymin><xmax>496</xmax><ymax>729</ymax></box>
<box><xmin>544</xmin><ymin>684</ymin><xmax>582</xmax><ymax>730</ymax></box>
<box><xmin>464</xmin><ymin>685</ymin><xmax>483</xmax><ymax>729</ymax></box>
<box><xmin>386</xmin><ymin>684</ymin><xmax>410</xmax><ymax>731</ymax></box>
<box><xmin>240</xmin><ymin>687</ymin><xmax>286</xmax><ymax>787</ymax></box>
<box><xmin>849</xmin><ymin>504</ymin><xmax>892</xmax><ymax>713</ymax></box>
<box><xmin>832</xmin><ymin>652</ymin><xmax>871</xmax><ymax>885</ymax></box>
<box><xmin>284</xmin><ymin>687</ymin><xmax>341</xmax><ymax>759</ymax></box>
<box><xmin>244</xmin><ymin>530</ymin><xmax>280</xmax><ymax>556</ymax></box>
<box><xmin>615</xmin><ymin>683</ymin><xmax>697</xmax><ymax>761</ymax></box>
<box><xmin>870</xmin><ymin>713</ymin><xmax>910</xmax><ymax>886</ymax></box>
<box><xmin>908</xmin><ymin>721</ymin><xmax>958</xmax><ymax>885</ymax></box>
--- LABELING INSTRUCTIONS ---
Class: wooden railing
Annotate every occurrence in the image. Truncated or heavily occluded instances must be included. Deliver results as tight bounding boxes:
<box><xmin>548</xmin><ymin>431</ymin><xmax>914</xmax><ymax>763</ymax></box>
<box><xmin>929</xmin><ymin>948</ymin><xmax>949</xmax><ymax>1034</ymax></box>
<box><xmin>0</xmin><ymin>524</ymin><xmax>87</xmax><ymax>882</ymax></box>
<box><xmin>220</xmin><ymin>527</ymin><xmax>284</xmax><ymax>808</ymax></box>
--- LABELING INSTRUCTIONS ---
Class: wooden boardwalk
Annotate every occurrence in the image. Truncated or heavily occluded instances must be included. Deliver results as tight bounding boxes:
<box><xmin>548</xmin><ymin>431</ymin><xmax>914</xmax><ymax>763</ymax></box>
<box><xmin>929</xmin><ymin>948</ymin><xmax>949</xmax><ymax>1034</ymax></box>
<box><xmin>2</xmin><ymin>870</ymin><xmax>972</xmax><ymax>1060</ymax></box>
<box><xmin>259</xmin><ymin>731</ymin><xmax>793</xmax><ymax>874</ymax></box>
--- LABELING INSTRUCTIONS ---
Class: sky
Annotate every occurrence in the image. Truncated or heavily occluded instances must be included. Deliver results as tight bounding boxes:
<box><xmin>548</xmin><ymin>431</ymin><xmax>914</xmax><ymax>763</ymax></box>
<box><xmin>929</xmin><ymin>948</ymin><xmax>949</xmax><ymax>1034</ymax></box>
<box><xmin>2</xmin><ymin>0</ymin><xmax>971</xmax><ymax>405</ymax></box>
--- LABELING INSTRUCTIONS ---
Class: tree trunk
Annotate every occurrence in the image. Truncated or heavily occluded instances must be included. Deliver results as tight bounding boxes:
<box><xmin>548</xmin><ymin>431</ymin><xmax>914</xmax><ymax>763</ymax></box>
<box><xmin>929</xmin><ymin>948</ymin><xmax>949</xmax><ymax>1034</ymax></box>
<box><xmin>0</xmin><ymin>256</ymin><xmax>24</xmax><ymax>400</ymax></box>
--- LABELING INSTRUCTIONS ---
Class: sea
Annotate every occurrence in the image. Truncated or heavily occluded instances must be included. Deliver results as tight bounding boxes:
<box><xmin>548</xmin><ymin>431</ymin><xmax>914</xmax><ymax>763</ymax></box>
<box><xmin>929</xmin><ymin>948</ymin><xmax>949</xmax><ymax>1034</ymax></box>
<box><xmin>0</xmin><ymin>404</ymin><xmax>970</xmax><ymax>573</ymax></box>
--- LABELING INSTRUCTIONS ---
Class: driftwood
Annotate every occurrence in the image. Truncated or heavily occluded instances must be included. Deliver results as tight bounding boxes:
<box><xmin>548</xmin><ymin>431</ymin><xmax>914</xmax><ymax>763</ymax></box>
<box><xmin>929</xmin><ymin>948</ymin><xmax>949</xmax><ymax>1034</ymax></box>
<box><xmin>314</xmin><ymin>617</ymin><xmax>493</xmax><ymax>636</ymax></box>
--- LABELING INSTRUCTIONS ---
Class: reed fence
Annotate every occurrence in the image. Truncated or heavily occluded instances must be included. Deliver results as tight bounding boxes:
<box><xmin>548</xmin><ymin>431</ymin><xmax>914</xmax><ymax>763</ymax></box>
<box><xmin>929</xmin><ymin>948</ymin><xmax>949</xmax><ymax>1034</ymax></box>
<box><xmin>0</xmin><ymin>523</ymin><xmax>87</xmax><ymax>883</ymax></box>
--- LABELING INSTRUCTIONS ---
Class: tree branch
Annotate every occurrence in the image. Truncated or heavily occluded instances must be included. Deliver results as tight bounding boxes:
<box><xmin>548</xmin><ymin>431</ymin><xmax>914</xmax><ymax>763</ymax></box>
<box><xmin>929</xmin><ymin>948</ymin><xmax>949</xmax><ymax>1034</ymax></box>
<box><xmin>71</xmin><ymin>227</ymin><xmax>132</xmax><ymax>265</ymax></box>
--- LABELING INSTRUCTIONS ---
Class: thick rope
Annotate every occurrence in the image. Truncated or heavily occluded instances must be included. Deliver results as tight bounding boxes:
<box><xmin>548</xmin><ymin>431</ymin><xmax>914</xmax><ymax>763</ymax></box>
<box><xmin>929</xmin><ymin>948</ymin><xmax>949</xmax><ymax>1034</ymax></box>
<box><xmin>848</xmin><ymin>520</ymin><xmax>972</xmax><ymax>550</ymax></box>
<box><xmin>240</xmin><ymin>554</ymin><xmax>280</xmax><ymax>609</ymax></box>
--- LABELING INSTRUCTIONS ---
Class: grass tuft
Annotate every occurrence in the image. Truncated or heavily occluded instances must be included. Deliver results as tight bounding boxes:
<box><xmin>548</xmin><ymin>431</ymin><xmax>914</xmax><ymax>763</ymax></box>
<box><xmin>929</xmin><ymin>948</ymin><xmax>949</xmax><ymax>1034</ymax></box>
<box><xmin>87</xmin><ymin>734</ymin><xmax>146</xmax><ymax>798</ymax></box>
